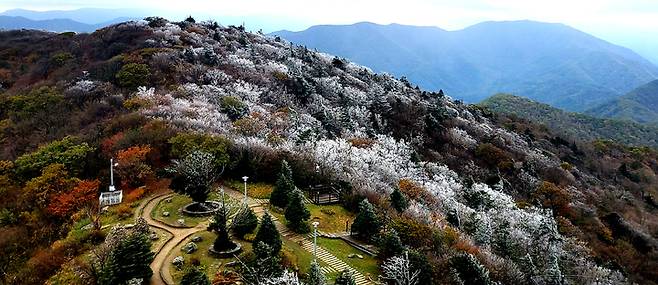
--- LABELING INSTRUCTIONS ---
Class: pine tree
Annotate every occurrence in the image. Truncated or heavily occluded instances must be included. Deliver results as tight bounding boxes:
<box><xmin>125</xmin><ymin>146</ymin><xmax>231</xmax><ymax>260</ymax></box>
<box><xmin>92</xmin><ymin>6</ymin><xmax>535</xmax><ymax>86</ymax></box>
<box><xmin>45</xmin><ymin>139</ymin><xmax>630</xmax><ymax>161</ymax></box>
<box><xmin>181</xmin><ymin>266</ymin><xmax>211</xmax><ymax>285</ymax></box>
<box><xmin>231</xmin><ymin>205</ymin><xmax>258</xmax><ymax>238</ymax></box>
<box><xmin>449</xmin><ymin>253</ymin><xmax>491</xmax><ymax>285</ymax></box>
<box><xmin>408</xmin><ymin>250</ymin><xmax>433</xmax><ymax>285</ymax></box>
<box><xmin>285</xmin><ymin>189</ymin><xmax>311</xmax><ymax>233</ymax></box>
<box><xmin>334</xmin><ymin>270</ymin><xmax>357</xmax><ymax>285</ymax></box>
<box><xmin>390</xmin><ymin>188</ymin><xmax>409</xmax><ymax>212</ymax></box>
<box><xmin>380</xmin><ymin>229</ymin><xmax>404</xmax><ymax>258</ymax></box>
<box><xmin>242</xmin><ymin>242</ymin><xmax>284</xmax><ymax>284</ymax></box>
<box><xmin>270</xmin><ymin>160</ymin><xmax>295</xmax><ymax>208</ymax></box>
<box><xmin>351</xmin><ymin>199</ymin><xmax>381</xmax><ymax>240</ymax></box>
<box><xmin>253</xmin><ymin>212</ymin><xmax>282</xmax><ymax>254</ymax></box>
<box><xmin>99</xmin><ymin>233</ymin><xmax>154</xmax><ymax>285</ymax></box>
<box><xmin>307</xmin><ymin>261</ymin><xmax>327</xmax><ymax>285</ymax></box>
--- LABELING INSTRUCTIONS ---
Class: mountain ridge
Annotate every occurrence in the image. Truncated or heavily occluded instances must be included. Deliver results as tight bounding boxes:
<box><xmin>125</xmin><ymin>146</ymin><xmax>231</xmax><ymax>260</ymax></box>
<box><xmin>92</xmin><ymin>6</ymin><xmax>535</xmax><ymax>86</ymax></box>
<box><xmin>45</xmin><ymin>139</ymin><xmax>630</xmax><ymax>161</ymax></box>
<box><xmin>586</xmin><ymin>79</ymin><xmax>658</xmax><ymax>124</ymax></box>
<box><xmin>272</xmin><ymin>20</ymin><xmax>658</xmax><ymax>111</ymax></box>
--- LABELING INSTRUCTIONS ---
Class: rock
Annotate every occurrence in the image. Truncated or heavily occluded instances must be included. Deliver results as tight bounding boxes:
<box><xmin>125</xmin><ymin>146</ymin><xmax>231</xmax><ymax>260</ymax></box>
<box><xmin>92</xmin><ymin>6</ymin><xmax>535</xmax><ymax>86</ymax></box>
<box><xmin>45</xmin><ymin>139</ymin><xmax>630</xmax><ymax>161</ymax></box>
<box><xmin>149</xmin><ymin>233</ymin><xmax>159</xmax><ymax>241</ymax></box>
<box><xmin>162</xmin><ymin>211</ymin><xmax>170</xmax><ymax>217</ymax></box>
<box><xmin>356</xmin><ymin>254</ymin><xmax>364</xmax><ymax>259</ymax></box>
<box><xmin>177</xmin><ymin>219</ymin><xmax>185</xmax><ymax>226</ymax></box>
<box><xmin>191</xmin><ymin>236</ymin><xmax>203</xmax><ymax>242</ymax></box>
<box><xmin>172</xmin><ymin>256</ymin><xmax>184</xmax><ymax>269</ymax></box>
<box><xmin>165</xmin><ymin>198</ymin><xmax>172</xmax><ymax>203</ymax></box>
<box><xmin>347</xmin><ymin>253</ymin><xmax>356</xmax><ymax>258</ymax></box>
<box><xmin>182</xmin><ymin>242</ymin><xmax>198</xmax><ymax>254</ymax></box>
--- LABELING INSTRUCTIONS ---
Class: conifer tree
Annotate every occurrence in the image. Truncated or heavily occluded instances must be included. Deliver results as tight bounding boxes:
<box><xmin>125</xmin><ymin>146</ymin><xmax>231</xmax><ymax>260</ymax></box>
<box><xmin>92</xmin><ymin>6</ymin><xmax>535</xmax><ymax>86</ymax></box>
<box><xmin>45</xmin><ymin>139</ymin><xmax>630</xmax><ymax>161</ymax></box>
<box><xmin>449</xmin><ymin>253</ymin><xmax>491</xmax><ymax>285</ymax></box>
<box><xmin>253</xmin><ymin>212</ymin><xmax>282</xmax><ymax>254</ymax></box>
<box><xmin>307</xmin><ymin>261</ymin><xmax>327</xmax><ymax>285</ymax></box>
<box><xmin>380</xmin><ymin>229</ymin><xmax>404</xmax><ymax>258</ymax></box>
<box><xmin>209</xmin><ymin>205</ymin><xmax>235</xmax><ymax>251</ymax></box>
<box><xmin>351</xmin><ymin>199</ymin><xmax>381</xmax><ymax>240</ymax></box>
<box><xmin>231</xmin><ymin>205</ymin><xmax>258</xmax><ymax>238</ymax></box>
<box><xmin>390</xmin><ymin>188</ymin><xmax>409</xmax><ymax>213</ymax></box>
<box><xmin>99</xmin><ymin>233</ymin><xmax>154</xmax><ymax>285</ymax></box>
<box><xmin>181</xmin><ymin>266</ymin><xmax>211</xmax><ymax>285</ymax></box>
<box><xmin>285</xmin><ymin>189</ymin><xmax>311</xmax><ymax>233</ymax></box>
<box><xmin>270</xmin><ymin>160</ymin><xmax>295</xmax><ymax>208</ymax></box>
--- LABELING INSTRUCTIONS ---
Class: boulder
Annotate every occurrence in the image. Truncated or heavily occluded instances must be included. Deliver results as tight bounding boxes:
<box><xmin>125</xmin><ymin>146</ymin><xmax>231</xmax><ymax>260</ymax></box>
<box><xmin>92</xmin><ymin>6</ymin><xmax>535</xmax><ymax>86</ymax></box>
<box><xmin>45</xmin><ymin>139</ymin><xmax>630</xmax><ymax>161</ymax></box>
<box><xmin>347</xmin><ymin>253</ymin><xmax>356</xmax><ymax>258</ymax></box>
<box><xmin>191</xmin><ymin>236</ymin><xmax>203</xmax><ymax>242</ymax></box>
<box><xmin>356</xmin><ymin>254</ymin><xmax>364</xmax><ymax>259</ymax></box>
<box><xmin>149</xmin><ymin>233</ymin><xmax>159</xmax><ymax>241</ymax></box>
<box><xmin>182</xmin><ymin>242</ymin><xmax>198</xmax><ymax>254</ymax></box>
<box><xmin>172</xmin><ymin>256</ymin><xmax>184</xmax><ymax>269</ymax></box>
<box><xmin>177</xmin><ymin>219</ymin><xmax>185</xmax><ymax>226</ymax></box>
<box><xmin>162</xmin><ymin>211</ymin><xmax>170</xmax><ymax>217</ymax></box>
<box><xmin>165</xmin><ymin>198</ymin><xmax>173</xmax><ymax>203</ymax></box>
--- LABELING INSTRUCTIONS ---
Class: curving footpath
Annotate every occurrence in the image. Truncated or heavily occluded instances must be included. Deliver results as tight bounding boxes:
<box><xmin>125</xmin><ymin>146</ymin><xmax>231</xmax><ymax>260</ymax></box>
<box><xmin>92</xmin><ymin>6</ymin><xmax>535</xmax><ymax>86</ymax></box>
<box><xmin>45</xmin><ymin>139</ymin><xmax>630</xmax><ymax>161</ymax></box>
<box><xmin>135</xmin><ymin>193</ymin><xmax>209</xmax><ymax>285</ymax></box>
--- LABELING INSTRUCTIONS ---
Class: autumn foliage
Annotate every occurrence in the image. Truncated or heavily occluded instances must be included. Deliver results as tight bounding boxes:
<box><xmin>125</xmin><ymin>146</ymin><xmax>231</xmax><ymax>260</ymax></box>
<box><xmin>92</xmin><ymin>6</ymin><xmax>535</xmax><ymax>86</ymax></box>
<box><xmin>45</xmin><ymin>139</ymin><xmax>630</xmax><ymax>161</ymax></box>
<box><xmin>47</xmin><ymin>179</ymin><xmax>100</xmax><ymax>218</ymax></box>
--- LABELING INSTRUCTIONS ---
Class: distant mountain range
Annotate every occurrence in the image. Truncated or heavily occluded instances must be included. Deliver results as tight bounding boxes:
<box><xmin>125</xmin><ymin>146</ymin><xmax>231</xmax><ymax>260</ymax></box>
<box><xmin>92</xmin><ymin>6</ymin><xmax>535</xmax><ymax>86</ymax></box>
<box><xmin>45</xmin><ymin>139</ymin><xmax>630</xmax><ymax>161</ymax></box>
<box><xmin>273</xmin><ymin>21</ymin><xmax>658</xmax><ymax>111</ymax></box>
<box><xmin>480</xmin><ymin>94</ymin><xmax>658</xmax><ymax>148</ymax></box>
<box><xmin>586</xmin><ymin>80</ymin><xmax>658</xmax><ymax>124</ymax></box>
<box><xmin>0</xmin><ymin>8</ymin><xmax>142</xmax><ymax>33</ymax></box>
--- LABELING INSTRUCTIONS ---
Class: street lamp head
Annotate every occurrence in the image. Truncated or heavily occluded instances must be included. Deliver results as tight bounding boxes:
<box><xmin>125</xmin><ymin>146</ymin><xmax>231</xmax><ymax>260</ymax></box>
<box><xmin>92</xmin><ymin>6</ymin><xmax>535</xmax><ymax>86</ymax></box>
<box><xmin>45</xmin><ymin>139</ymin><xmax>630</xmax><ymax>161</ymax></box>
<box><xmin>312</xmin><ymin>221</ymin><xmax>319</xmax><ymax>228</ymax></box>
<box><xmin>113</xmin><ymin>163</ymin><xmax>119</xmax><ymax>167</ymax></box>
<box><xmin>242</xmin><ymin>176</ymin><xmax>249</xmax><ymax>182</ymax></box>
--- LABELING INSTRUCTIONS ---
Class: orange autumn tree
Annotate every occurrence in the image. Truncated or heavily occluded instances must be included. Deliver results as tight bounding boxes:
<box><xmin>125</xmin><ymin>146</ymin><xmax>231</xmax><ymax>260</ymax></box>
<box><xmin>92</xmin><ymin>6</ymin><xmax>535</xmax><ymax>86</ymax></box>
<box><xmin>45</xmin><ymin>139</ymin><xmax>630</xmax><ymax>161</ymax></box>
<box><xmin>115</xmin><ymin>145</ymin><xmax>154</xmax><ymax>189</ymax></box>
<box><xmin>47</xmin><ymin>179</ymin><xmax>100</xmax><ymax>219</ymax></box>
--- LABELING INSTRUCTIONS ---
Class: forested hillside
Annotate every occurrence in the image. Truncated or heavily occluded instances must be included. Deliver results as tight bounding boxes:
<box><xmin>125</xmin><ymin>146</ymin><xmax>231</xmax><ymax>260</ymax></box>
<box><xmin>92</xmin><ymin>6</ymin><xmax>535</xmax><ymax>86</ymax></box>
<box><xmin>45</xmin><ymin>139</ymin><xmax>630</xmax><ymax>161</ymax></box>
<box><xmin>586</xmin><ymin>79</ymin><xmax>658</xmax><ymax>124</ymax></box>
<box><xmin>0</xmin><ymin>18</ymin><xmax>657</xmax><ymax>285</ymax></box>
<box><xmin>480</xmin><ymin>93</ymin><xmax>658</xmax><ymax>148</ymax></box>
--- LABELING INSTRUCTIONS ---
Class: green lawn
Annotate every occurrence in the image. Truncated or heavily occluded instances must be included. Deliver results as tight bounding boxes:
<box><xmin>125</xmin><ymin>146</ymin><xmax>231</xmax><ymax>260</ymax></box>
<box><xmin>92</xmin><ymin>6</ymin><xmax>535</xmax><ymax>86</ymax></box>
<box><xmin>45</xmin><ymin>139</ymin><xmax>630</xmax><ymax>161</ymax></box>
<box><xmin>270</xmin><ymin>203</ymin><xmax>354</xmax><ymax>234</ymax></box>
<box><xmin>307</xmin><ymin>203</ymin><xmax>354</xmax><ymax>233</ymax></box>
<box><xmin>317</xmin><ymin>237</ymin><xmax>380</xmax><ymax>279</ymax></box>
<box><xmin>151</xmin><ymin>192</ymin><xmax>240</xmax><ymax>227</ymax></box>
<box><xmin>223</xmin><ymin>179</ymin><xmax>274</xmax><ymax>199</ymax></box>
<box><xmin>169</xmin><ymin>230</ymin><xmax>249</xmax><ymax>283</ymax></box>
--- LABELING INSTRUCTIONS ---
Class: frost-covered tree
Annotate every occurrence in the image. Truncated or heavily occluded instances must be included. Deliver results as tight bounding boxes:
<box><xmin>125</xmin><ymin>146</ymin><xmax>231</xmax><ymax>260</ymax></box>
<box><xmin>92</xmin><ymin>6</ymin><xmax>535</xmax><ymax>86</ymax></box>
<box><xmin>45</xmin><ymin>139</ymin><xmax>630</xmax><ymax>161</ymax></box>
<box><xmin>380</xmin><ymin>251</ymin><xmax>420</xmax><ymax>285</ymax></box>
<box><xmin>170</xmin><ymin>151</ymin><xmax>216</xmax><ymax>204</ymax></box>
<box><xmin>262</xmin><ymin>270</ymin><xmax>304</xmax><ymax>285</ymax></box>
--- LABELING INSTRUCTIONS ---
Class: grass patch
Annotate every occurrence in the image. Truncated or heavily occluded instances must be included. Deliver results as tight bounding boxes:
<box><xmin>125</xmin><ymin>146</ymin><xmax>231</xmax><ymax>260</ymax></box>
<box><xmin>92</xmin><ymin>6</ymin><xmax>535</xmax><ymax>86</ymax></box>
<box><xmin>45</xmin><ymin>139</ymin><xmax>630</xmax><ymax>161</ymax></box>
<box><xmin>317</xmin><ymin>237</ymin><xmax>380</xmax><ymax>279</ymax></box>
<box><xmin>169</xmin><ymin>231</ymin><xmax>249</xmax><ymax>283</ymax></box>
<box><xmin>270</xmin><ymin>203</ymin><xmax>354</xmax><ymax>234</ymax></box>
<box><xmin>224</xmin><ymin>179</ymin><xmax>274</xmax><ymax>199</ymax></box>
<box><xmin>151</xmin><ymin>192</ymin><xmax>240</xmax><ymax>227</ymax></box>
<box><xmin>282</xmin><ymin>238</ymin><xmax>330</xmax><ymax>277</ymax></box>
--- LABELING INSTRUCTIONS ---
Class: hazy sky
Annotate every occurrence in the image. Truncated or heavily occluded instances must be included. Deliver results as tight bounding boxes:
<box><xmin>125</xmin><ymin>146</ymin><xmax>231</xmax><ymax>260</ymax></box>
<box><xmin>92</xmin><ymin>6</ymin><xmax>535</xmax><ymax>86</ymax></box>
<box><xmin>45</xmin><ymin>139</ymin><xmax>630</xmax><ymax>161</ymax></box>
<box><xmin>2</xmin><ymin>0</ymin><xmax>657</xmax><ymax>61</ymax></box>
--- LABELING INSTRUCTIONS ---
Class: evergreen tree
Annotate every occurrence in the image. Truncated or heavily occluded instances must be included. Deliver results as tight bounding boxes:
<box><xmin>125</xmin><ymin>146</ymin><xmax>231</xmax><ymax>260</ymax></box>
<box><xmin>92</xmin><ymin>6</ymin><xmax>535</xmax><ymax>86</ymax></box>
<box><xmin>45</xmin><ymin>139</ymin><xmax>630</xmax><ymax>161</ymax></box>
<box><xmin>307</xmin><ymin>261</ymin><xmax>327</xmax><ymax>285</ymax></box>
<box><xmin>380</xmin><ymin>229</ymin><xmax>404</xmax><ymax>258</ymax></box>
<box><xmin>253</xmin><ymin>212</ymin><xmax>282</xmax><ymax>254</ymax></box>
<box><xmin>449</xmin><ymin>253</ymin><xmax>491</xmax><ymax>285</ymax></box>
<box><xmin>334</xmin><ymin>270</ymin><xmax>357</xmax><ymax>285</ymax></box>
<box><xmin>351</xmin><ymin>199</ymin><xmax>381</xmax><ymax>240</ymax></box>
<box><xmin>181</xmin><ymin>267</ymin><xmax>211</xmax><ymax>285</ymax></box>
<box><xmin>270</xmin><ymin>160</ymin><xmax>295</xmax><ymax>208</ymax></box>
<box><xmin>231</xmin><ymin>205</ymin><xmax>258</xmax><ymax>238</ymax></box>
<box><xmin>99</xmin><ymin>233</ymin><xmax>154</xmax><ymax>285</ymax></box>
<box><xmin>209</xmin><ymin>203</ymin><xmax>235</xmax><ymax>251</ymax></box>
<box><xmin>285</xmin><ymin>189</ymin><xmax>311</xmax><ymax>233</ymax></box>
<box><xmin>408</xmin><ymin>250</ymin><xmax>433</xmax><ymax>285</ymax></box>
<box><xmin>242</xmin><ymin>242</ymin><xmax>283</xmax><ymax>284</ymax></box>
<box><xmin>390</xmin><ymin>188</ymin><xmax>409</xmax><ymax>212</ymax></box>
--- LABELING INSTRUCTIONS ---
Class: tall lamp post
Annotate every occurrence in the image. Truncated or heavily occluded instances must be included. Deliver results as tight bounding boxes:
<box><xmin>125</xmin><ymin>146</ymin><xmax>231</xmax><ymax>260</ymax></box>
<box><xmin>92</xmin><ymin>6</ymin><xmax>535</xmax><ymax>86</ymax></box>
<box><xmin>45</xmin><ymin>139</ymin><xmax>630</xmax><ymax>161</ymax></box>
<box><xmin>109</xmin><ymin>158</ymin><xmax>118</xmax><ymax>191</ymax></box>
<box><xmin>312</xmin><ymin>221</ymin><xmax>320</xmax><ymax>261</ymax></box>
<box><xmin>242</xmin><ymin>176</ymin><xmax>249</xmax><ymax>204</ymax></box>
